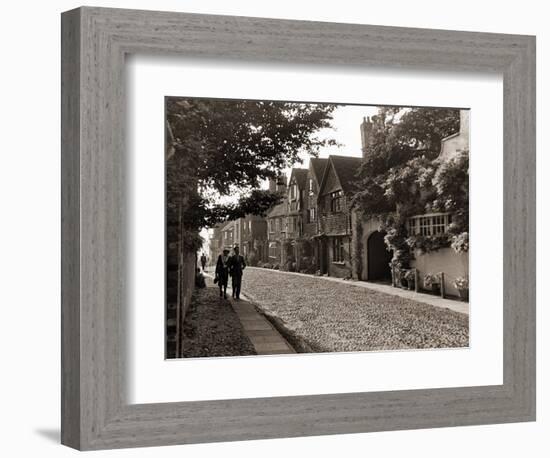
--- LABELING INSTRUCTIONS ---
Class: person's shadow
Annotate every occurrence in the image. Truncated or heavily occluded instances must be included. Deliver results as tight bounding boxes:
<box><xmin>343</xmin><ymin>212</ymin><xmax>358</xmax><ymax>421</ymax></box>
<box><xmin>35</xmin><ymin>428</ymin><xmax>60</xmax><ymax>443</ymax></box>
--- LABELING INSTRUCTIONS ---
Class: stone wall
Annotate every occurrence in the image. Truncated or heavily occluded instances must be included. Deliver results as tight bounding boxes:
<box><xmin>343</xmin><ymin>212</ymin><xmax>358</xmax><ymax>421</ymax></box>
<box><xmin>357</xmin><ymin>217</ymin><xmax>385</xmax><ymax>281</ymax></box>
<box><xmin>165</xmin><ymin>202</ymin><xmax>198</xmax><ymax>358</ymax></box>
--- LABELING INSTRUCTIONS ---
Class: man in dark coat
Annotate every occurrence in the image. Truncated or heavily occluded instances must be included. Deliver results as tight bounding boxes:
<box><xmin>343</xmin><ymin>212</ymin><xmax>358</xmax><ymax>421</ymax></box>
<box><xmin>215</xmin><ymin>248</ymin><xmax>230</xmax><ymax>299</ymax></box>
<box><xmin>200</xmin><ymin>253</ymin><xmax>207</xmax><ymax>271</ymax></box>
<box><xmin>229</xmin><ymin>246</ymin><xmax>246</xmax><ymax>300</ymax></box>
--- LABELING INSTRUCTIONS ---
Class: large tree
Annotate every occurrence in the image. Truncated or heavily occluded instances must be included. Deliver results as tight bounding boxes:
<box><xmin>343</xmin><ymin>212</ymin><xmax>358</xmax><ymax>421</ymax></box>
<box><xmin>166</xmin><ymin>98</ymin><xmax>337</xmax><ymax>236</ymax></box>
<box><xmin>352</xmin><ymin>107</ymin><xmax>467</xmax><ymax>270</ymax></box>
<box><xmin>353</xmin><ymin>107</ymin><xmax>460</xmax><ymax>213</ymax></box>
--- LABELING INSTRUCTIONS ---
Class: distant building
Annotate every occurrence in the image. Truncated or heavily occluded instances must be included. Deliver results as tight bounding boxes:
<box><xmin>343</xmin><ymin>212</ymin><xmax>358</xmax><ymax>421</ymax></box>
<box><xmin>286</xmin><ymin>168</ymin><xmax>308</xmax><ymax>240</ymax></box>
<box><xmin>284</xmin><ymin>168</ymin><xmax>308</xmax><ymax>270</ymax></box>
<box><xmin>208</xmin><ymin>223</ymin><xmax>223</xmax><ymax>263</ymax></box>
<box><xmin>266</xmin><ymin>174</ymin><xmax>287</xmax><ymax>266</ymax></box>
<box><xmin>304</xmin><ymin>158</ymin><xmax>328</xmax><ymax>237</ymax></box>
<box><xmin>220</xmin><ymin>220</ymin><xmax>237</xmax><ymax>251</ymax></box>
<box><xmin>237</xmin><ymin>214</ymin><xmax>268</xmax><ymax>265</ymax></box>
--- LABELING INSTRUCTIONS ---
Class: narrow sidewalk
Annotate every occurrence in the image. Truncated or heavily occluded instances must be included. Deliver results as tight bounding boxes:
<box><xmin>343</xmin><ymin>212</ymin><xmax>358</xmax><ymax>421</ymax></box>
<box><xmin>231</xmin><ymin>299</ymin><xmax>295</xmax><ymax>355</ymax></box>
<box><xmin>203</xmin><ymin>271</ymin><xmax>295</xmax><ymax>355</ymax></box>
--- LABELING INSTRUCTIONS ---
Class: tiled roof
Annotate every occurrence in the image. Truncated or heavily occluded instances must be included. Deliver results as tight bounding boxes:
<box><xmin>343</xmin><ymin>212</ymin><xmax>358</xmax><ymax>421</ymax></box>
<box><xmin>328</xmin><ymin>155</ymin><xmax>363</xmax><ymax>193</ymax></box>
<box><xmin>266</xmin><ymin>197</ymin><xmax>288</xmax><ymax>218</ymax></box>
<box><xmin>309</xmin><ymin>158</ymin><xmax>328</xmax><ymax>185</ymax></box>
<box><xmin>290</xmin><ymin>168</ymin><xmax>308</xmax><ymax>189</ymax></box>
<box><xmin>220</xmin><ymin>220</ymin><xmax>235</xmax><ymax>231</ymax></box>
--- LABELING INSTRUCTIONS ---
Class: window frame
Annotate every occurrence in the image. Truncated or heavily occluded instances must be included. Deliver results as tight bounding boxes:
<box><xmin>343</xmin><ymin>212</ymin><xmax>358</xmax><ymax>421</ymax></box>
<box><xmin>330</xmin><ymin>190</ymin><xmax>343</xmax><ymax>213</ymax></box>
<box><xmin>332</xmin><ymin>236</ymin><xmax>345</xmax><ymax>263</ymax></box>
<box><xmin>407</xmin><ymin>213</ymin><xmax>452</xmax><ymax>237</ymax></box>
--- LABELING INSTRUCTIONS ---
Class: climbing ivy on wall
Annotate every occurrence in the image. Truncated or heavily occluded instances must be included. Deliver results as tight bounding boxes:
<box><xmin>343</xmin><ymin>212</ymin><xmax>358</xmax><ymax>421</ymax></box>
<box><xmin>352</xmin><ymin>107</ymin><xmax>468</xmax><ymax>271</ymax></box>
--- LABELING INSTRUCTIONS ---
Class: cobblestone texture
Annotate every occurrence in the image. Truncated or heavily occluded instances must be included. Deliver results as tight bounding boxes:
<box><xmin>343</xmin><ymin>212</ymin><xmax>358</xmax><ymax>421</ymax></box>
<box><xmin>242</xmin><ymin>267</ymin><xmax>469</xmax><ymax>352</ymax></box>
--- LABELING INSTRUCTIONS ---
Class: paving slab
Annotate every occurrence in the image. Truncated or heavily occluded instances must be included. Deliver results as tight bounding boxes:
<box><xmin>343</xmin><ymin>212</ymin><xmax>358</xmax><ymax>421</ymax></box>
<box><xmin>231</xmin><ymin>299</ymin><xmax>295</xmax><ymax>354</ymax></box>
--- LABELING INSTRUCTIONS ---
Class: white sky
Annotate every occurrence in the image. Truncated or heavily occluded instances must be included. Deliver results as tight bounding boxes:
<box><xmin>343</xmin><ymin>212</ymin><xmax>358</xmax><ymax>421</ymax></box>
<box><xmin>297</xmin><ymin>104</ymin><xmax>379</xmax><ymax>167</ymax></box>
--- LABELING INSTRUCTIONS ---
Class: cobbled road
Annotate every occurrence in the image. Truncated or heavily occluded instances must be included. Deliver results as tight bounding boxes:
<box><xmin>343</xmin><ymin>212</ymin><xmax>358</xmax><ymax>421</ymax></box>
<box><xmin>241</xmin><ymin>267</ymin><xmax>469</xmax><ymax>352</ymax></box>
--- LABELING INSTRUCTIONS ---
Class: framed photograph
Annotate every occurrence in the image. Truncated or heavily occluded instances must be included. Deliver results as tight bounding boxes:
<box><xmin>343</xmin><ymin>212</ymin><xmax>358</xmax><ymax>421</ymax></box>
<box><xmin>61</xmin><ymin>6</ymin><xmax>535</xmax><ymax>450</ymax></box>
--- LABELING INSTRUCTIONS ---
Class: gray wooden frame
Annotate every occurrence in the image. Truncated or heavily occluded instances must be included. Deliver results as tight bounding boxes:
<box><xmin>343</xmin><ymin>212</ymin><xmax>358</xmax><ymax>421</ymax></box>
<box><xmin>61</xmin><ymin>6</ymin><xmax>536</xmax><ymax>451</ymax></box>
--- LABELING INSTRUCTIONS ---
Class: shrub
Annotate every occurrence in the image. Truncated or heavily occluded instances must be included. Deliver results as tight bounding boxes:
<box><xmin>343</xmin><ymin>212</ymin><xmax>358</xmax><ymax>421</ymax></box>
<box><xmin>453</xmin><ymin>276</ymin><xmax>469</xmax><ymax>290</ymax></box>
<box><xmin>248</xmin><ymin>250</ymin><xmax>259</xmax><ymax>267</ymax></box>
<box><xmin>424</xmin><ymin>274</ymin><xmax>440</xmax><ymax>288</ymax></box>
<box><xmin>403</xmin><ymin>269</ymin><xmax>416</xmax><ymax>282</ymax></box>
<box><xmin>451</xmin><ymin>232</ymin><xmax>469</xmax><ymax>253</ymax></box>
<box><xmin>285</xmin><ymin>260</ymin><xmax>297</xmax><ymax>272</ymax></box>
<box><xmin>300</xmin><ymin>255</ymin><xmax>317</xmax><ymax>274</ymax></box>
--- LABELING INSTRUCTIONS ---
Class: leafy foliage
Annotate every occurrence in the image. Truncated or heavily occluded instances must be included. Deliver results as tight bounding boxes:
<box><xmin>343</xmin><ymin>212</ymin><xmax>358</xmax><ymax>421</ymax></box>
<box><xmin>166</xmin><ymin>98</ymin><xmax>338</xmax><ymax>237</ymax></box>
<box><xmin>429</xmin><ymin>150</ymin><xmax>469</xmax><ymax>251</ymax></box>
<box><xmin>352</xmin><ymin>107</ymin><xmax>468</xmax><ymax>269</ymax></box>
<box><xmin>353</xmin><ymin>107</ymin><xmax>460</xmax><ymax>213</ymax></box>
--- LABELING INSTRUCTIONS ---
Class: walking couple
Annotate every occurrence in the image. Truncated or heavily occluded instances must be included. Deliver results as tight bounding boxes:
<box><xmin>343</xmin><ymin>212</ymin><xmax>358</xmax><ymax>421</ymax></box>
<box><xmin>214</xmin><ymin>246</ymin><xmax>246</xmax><ymax>300</ymax></box>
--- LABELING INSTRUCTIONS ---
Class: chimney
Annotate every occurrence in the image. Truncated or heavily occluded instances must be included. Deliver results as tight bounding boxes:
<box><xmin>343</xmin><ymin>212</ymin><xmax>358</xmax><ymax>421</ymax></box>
<box><xmin>360</xmin><ymin>116</ymin><xmax>374</xmax><ymax>159</ymax></box>
<box><xmin>268</xmin><ymin>173</ymin><xmax>287</xmax><ymax>193</ymax></box>
<box><xmin>268</xmin><ymin>177</ymin><xmax>277</xmax><ymax>192</ymax></box>
<box><xmin>276</xmin><ymin>173</ymin><xmax>287</xmax><ymax>193</ymax></box>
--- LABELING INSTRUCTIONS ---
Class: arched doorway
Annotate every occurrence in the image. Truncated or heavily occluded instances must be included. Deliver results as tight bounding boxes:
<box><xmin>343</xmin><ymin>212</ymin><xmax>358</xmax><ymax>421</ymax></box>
<box><xmin>367</xmin><ymin>231</ymin><xmax>392</xmax><ymax>282</ymax></box>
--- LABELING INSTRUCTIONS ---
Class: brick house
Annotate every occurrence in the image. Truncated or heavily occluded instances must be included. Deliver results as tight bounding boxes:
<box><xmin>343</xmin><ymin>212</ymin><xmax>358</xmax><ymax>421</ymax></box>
<box><xmin>285</xmin><ymin>168</ymin><xmax>309</xmax><ymax>270</ymax></box>
<box><xmin>316</xmin><ymin>155</ymin><xmax>363</xmax><ymax>278</ymax></box>
<box><xmin>304</xmin><ymin>158</ymin><xmax>328</xmax><ymax>236</ymax></box>
<box><xmin>301</xmin><ymin>158</ymin><xmax>328</xmax><ymax>271</ymax></box>
<box><xmin>237</xmin><ymin>214</ymin><xmax>268</xmax><ymax>265</ymax></box>
<box><xmin>286</xmin><ymin>168</ymin><xmax>308</xmax><ymax>239</ymax></box>
<box><xmin>208</xmin><ymin>223</ymin><xmax>223</xmax><ymax>264</ymax></box>
<box><xmin>220</xmin><ymin>220</ymin><xmax>237</xmax><ymax>251</ymax></box>
<box><xmin>266</xmin><ymin>175</ymin><xmax>287</xmax><ymax>266</ymax></box>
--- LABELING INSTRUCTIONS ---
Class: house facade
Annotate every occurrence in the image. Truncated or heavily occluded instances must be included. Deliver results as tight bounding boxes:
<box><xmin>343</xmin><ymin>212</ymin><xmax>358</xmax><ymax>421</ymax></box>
<box><xmin>208</xmin><ymin>223</ymin><xmax>223</xmax><ymax>264</ymax></box>
<box><xmin>212</xmin><ymin>215</ymin><xmax>268</xmax><ymax>264</ymax></box>
<box><xmin>266</xmin><ymin>174</ymin><xmax>288</xmax><ymax>266</ymax></box>
<box><xmin>220</xmin><ymin>220</ymin><xmax>237</xmax><ymax>251</ymax></box>
<box><xmin>302</xmin><ymin>158</ymin><xmax>328</xmax><ymax>272</ymax></box>
<box><xmin>284</xmin><ymin>168</ymin><xmax>309</xmax><ymax>270</ymax></box>
<box><xmin>286</xmin><ymin>168</ymin><xmax>308</xmax><ymax>240</ymax></box>
<box><xmin>316</xmin><ymin>155</ymin><xmax>363</xmax><ymax>278</ymax></box>
<box><xmin>237</xmin><ymin>214</ymin><xmax>268</xmax><ymax>265</ymax></box>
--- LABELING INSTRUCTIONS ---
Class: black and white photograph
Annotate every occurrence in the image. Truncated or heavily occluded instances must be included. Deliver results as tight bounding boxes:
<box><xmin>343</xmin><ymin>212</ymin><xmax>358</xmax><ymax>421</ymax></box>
<box><xmin>165</xmin><ymin>97</ymin><xmax>470</xmax><ymax>359</ymax></box>
<box><xmin>2</xmin><ymin>0</ymin><xmax>542</xmax><ymax>454</ymax></box>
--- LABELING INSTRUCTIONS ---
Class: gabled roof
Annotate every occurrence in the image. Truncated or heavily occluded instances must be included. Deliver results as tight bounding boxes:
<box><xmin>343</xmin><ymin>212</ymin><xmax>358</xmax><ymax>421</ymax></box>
<box><xmin>266</xmin><ymin>196</ymin><xmax>288</xmax><ymax>218</ymax></box>
<box><xmin>289</xmin><ymin>168</ymin><xmax>308</xmax><ymax>189</ymax></box>
<box><xmin>309</xmin><ymin>158</ymin><xmax>329</xmax><ymax>186</ymax></box>
<box><xmin>220</xmin><ymin>220</ymin><xmax>235</xmax><ymax>232</ymax></box>
<box><xmin>318</xmin><ymin>155</ymin><xmax>363</xmax><ymax>196</ymax></box>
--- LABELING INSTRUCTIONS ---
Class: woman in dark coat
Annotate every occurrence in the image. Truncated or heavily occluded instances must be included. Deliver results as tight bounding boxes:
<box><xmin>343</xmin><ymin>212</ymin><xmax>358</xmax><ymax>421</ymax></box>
<box><xmin>215</xmin><ymin>248</ymin><xmax>230</xmax><ymax>299</ymax></box>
